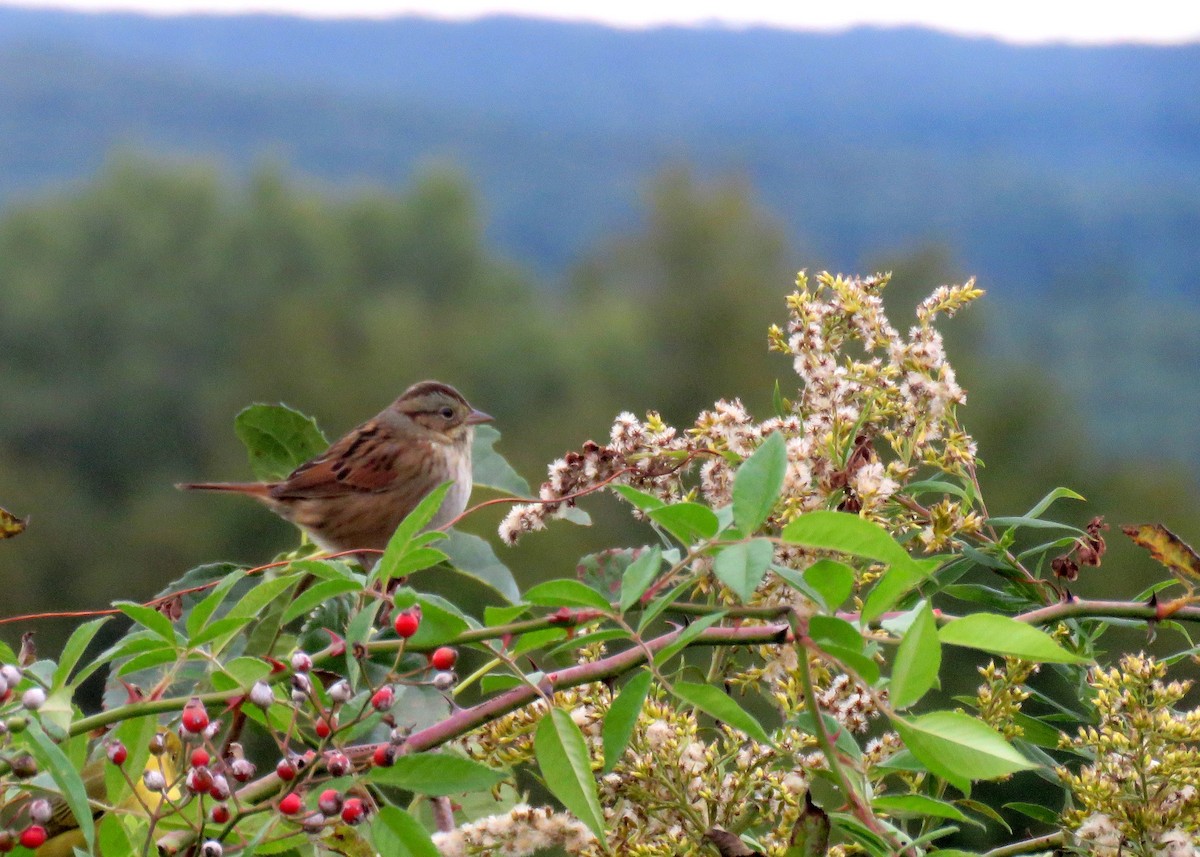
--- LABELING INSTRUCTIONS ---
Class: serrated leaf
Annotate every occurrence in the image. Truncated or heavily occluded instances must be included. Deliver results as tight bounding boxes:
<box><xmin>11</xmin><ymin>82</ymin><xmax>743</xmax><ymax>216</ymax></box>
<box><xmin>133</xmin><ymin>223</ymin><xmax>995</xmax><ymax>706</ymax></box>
<box><xmin>939</xmin><ymin>614</ymin><xmax>1090</xmax><ymax>664</ymax></box>
<box><xmin>535</xmin><ymin>708</ymin><xmax>606</xmax><ymax>837</ymax></box>
<box><xmin>369</xmin><ymin>752</ymin><xmax>506</xmax><ymax>795</ymax></box>
<box><xmin>372</xmin><ymin>805</ymin><xmax>440</xmax><ymax>857</ymax></box>
<box><xmin>114</xmin><ymin>601</ymin><xmax>179</xmax><ymax>645</ymax></box>
<box><xmin>889</xmin><ymin>601</ymin><xmax>941</xmax><ymax>709</ymax></box>
<box><xmin>471</xmin><ymin>424</ymin><xmax>532</xmax><ymax>496</ymax></box>
<box><xmin>375</xmin><ymin>483</ymin><xmax>453</xmax><ymax>584</ymax></box>
<box><xmin>891</xmin><ymin>711</ymin><xmax>1036</xmax><ymax>792</ymax></box>
<box><xmin>713</xmin><ymin>539</ymin><xmax>774</xmax><ymax>602</ymax></box>
<box><xmin>648</xmin><ymin>502</ymin><xmax>720</xmax><ymax>544</ymax></box>
<box><xmin>234</xmin><ymin>402</ymin><xmax>327</xmax><ymax>481</ymax></box>
<box><xmin>282</xmin><ymin>578</ymin><xmax>362</xmax><ymax>624</ymax></box>
<box><xmin>733</xmin><ymin>431</ymin><xmax>787</xmax><ymax>534</ymax></box>
<box><xmin>603</xmin><ymin>671</ymin><xmax>653</xmax><ymax>772</ymax></box>
<box><xmin>1123</xmin><ymin>522</ymin><xmax>1200</xmax><ymax>588</ymax></box>
<box><xmin>620</xmin><ymin>547</ymin><xmax>663</xmax><ymax>612</ymax></box>
<box><xmin>186</xmin><ymin>569</ymin><xmax>247</xmax><ymax>638</ymax></box>
<box><xmin>53</xmin><ymin>617</ymin><xmax>109</xmax><ymax>690</ymax></box>
<box><xmin>672</xmin><ymin>681</ymin><xmax>771</xmax><ymax>744</ymax></box>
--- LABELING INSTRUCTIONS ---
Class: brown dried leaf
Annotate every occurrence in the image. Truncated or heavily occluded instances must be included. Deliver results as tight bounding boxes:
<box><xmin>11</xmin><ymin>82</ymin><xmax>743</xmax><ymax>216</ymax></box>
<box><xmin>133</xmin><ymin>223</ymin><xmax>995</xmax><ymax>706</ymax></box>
<box><xmin>705</xmin><ymin>829</ymin><xmax>762</xmax><ymax>857</ymax></box>
<box><xmin>0</xmin><ymin>505</ymin><xmax>27</xmax><ymax>539</ymax></box>
<box><xmin>1122</xmin><ymin>523</ymin><xmax>1200</xmax><ymax>588</ymax></box>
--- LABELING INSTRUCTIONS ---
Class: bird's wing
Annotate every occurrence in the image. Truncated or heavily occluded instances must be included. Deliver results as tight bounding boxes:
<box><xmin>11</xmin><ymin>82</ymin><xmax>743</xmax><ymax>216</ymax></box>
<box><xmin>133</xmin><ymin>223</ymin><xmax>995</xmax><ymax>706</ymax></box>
<box><xmin>270</xmin><ymin>420</ymin><xmax>432</xmax><ymax>499</ymax></box>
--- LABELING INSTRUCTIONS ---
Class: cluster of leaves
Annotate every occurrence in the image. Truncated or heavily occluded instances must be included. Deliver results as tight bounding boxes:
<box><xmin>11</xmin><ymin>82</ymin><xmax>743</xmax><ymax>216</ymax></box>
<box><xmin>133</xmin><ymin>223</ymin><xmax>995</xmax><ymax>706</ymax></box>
<box><xmin>3</xmin><ymin>273</ymin><xmax>1200</xmax><ymax>857</ymax></box>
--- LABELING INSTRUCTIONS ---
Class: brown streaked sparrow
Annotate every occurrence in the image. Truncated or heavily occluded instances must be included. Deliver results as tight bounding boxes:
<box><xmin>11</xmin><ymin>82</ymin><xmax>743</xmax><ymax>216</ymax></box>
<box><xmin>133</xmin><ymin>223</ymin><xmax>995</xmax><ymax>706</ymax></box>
<box><xmin>179</xmin><ymin>381</ymin><xmax>491</xmax><ymax>553</ymax></box>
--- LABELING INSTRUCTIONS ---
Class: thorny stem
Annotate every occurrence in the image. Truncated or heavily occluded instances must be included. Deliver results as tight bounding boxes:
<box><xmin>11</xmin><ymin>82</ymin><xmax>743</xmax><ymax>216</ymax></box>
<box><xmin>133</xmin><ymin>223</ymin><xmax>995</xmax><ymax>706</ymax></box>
<box><xmin>154</xmin><ymin>622</ymin><xmax>789</xmax><ymax>855</ymax></box>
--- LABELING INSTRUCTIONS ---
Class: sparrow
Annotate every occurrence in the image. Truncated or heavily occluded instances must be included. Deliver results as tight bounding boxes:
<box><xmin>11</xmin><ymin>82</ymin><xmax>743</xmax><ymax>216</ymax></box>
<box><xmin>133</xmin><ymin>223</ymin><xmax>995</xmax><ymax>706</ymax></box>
<box><xmin>179</xmin><ymin>381</ymin><xmax>491</xmax><ymax>553</ymax></box>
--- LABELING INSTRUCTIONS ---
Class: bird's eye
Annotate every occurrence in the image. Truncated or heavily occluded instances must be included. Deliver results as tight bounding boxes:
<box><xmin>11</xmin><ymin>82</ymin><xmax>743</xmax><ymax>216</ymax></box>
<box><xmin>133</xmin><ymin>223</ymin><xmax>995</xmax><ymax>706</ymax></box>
<box><xmin>439</xmin><ymin>406</ymin><xmax>455</xmax><ymax>420</ymax></box>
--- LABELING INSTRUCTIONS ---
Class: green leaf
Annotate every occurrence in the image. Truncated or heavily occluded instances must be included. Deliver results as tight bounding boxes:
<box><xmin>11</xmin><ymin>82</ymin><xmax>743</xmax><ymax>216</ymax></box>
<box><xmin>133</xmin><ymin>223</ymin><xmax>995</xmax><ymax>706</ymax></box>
<box><xmin>408</xmin><ymin>597</ymin><xmax>470</xmax><ymax>648</ymax></box>
<box><xmin>637</xmin><ymin>577</ymin><xmax>697</xmax><ymax>633</ymax></box>
<box><xmin>861</xmin><ymin>557</ymin><xmax>940</xmax><ymax>625</ymax></box>
<box><xmin>372</xmin><ymin>805</ymin><xmax>441</xmax><ymax>857</ymax></box>
<box><xmin>619</xmin><ymin>547</ymin><xmax>663</xmax><ymax>612</ymax></box>
<box><xmin>648</xmin><ymin>502</ymin><xmax>720</xmax><ymax>544</ymax></box>
<box><xmin>375</xmin><ymin>483</ymin><xmax>453</xmax><ymax>584</ymax></box>
<box><xmin>653</xmin><ymin>611</ymin><xmax>727</xmax><ymax>667</ymax></box>
<box><xmin>733</xmin><ymin>431</ymin><xmax>787</xmax><ymax>534</ymax></box>
<box><xmin>369</xmin><ymin>752</ymin><xmax>506</xmax><ymax>795</ymax></box>
<box><xmin>471</xmin><ymin>424</ymin><xmax>532</xmax><ymax>495</ymax></box>
<box><xmin>26</xmin><ymin>721</ymin><xmax>95</xmax><ymax>853</ymax></box>
<box><xmin>672</xmin><ymin>681</ymin><xmax>771</xmax><ymax>744</ymax></box>
<box><xmin>1005</xmin><ymin>801</ymin><xmax>1060</xmax><ymax>825</ymax></box>
<box><xmin>872</xmin><ymin>793</ymin><xmax>968</xmax><ymax>822</ymax></box>
<box><xmin>440</xmin><ymin>529</ymin><xmax>521</xmax><ymax>603</ymax></box>
<box><xmin>611</xmin><ymin>484</ymin><xmax>666</xmax><ymax>513</ymax></box>
<box><xmin>114</xmin><ymin>601</ymin><xmax>179</xmax><ymax>646</ymax></box>
<box><xmin>808</xmin><ymin>616</ymin><xmax>863</xmax><ymax>652</ymax></box>
<box><xmin>889</xmin><ymin>601</ymin><xmax>941</xmax><ymax>709</ymax></box>
<box><xmin>53</xmin><ymin>617</ymin><xmax>109</xmax><ymax>690</ymax></box>
<box><xmin>939</xmin><ymin>614</ymin><xmax>1091</xmax><ymax>664</ymax></box>
<box><xmin>782</xmin><ymin>510</ymin><xmax>916</xmax><ymax>570</ymax></box>
<box><xmin>803</xmin><ymin>559</ymin><xmax>855</xmax><ymax>610</ymax></box>
<box><xmin>525</xmin><ymin>579</ymin><xmax>612</xmax><ymax>611</ymax></box>
<box><xmin>891</xmin><ymin>711</ymin><xmax>1036</xmax><ymax>792</ymax></box>
<box><xmin>234</xmin><ymin>402</ymin><xmax>327</xmax><ymax>481</ymax></box>
<box><xmin>713</xmin><ymin>539</ymin><xmax>774</xmax><ymax>602</ymax></box>
<box><xmin>282</xmin><ymin>578</ymin><xmax>362</xmax><ymax>624</ymax></box>
<box><xmin>227</xmin><ymin>573</ymin><xmax>302</xmax><ymax>621</ymax></box>
<box><xmin>603</xmin><ymin>671</ymin><xmax>653</xmax><ymax>772</ymax></box>
<box><xmin>186</xmin><ymin>569</ymin><xmax>247</xmax><ymax>638</ymax></box>
<box><xmin>535</xmin><ymin>708</ymin><xmax>606</xmax><ymax>838</ymax></box>
<box><xmin>1022</xmin><ymin>486</ymin><xmax>1086</xmax><ymax>520</ymax></box>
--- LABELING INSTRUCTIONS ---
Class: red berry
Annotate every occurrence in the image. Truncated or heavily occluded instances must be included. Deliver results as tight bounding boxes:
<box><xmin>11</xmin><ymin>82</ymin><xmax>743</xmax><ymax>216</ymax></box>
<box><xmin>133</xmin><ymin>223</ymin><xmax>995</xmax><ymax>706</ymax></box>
<box><xmin>393</xmin><ymin>610</ymin><xmax>420</xmax><ymax>638</ymax></box>
<box><xmin>276</xmin><ymin>758</ymin><xmax>298</xmax><ymax>781</ymax></box>
<box><xmin>278</xmin><ymin>793</ymin><xmax>302</xmax><ymax>815</ymax></box>
<box><xmin>19</xmin><ymin>826</ymin><xmax>47</xmax><ymax>849</ymax></box>
<box><xmin>372</xmin><ymin>744</ymin><xmax>395</xmax><ymax>767</ymax></box>
<box><xmin>210</xmin><ymin>804</ymin><xmax>230</xmax><ymax>824</ymax></box>
<box><xmin>318</xmin><ymin>788</ymin><xmax>341</xmax><ymax>815</ymax></box>
<box><xmin>315</xmin><ymin>713</ymin><xmax>336</xmax><ymax>739</ymax></box>
<box><xmin>340</xmin><ymin>797</ymin><xmax>365</xmax><ymax>824</ymax></box>
<box><xmin>0</xmin><ymin>830</ymin><xmax>14</xmax><ymax>852</ymax></box>
<box><xmin>107</xmin><ymin>741</ymin><xmax>128</xmax><ymax>766</ymax></box>
<box><xmin>181</xmin><ymin>697</ymin><xmax>210</xmax><ymax>734</ymax></box>
<box><xmin>370</xmin><ymin>685</ymin><xmax>394</xmax><ymax>711</ymax></box>
<box><xmin>191</xmin><ymin>748</ymin><xmax>211</xmax><ymax>768</ymax></box>
<box><xmin>430</xmin><ymin>647</ymin><xmax>457</xmax><ymax>671</ymax></box>
<box><xmin>186</xmin><ymin>766</ymin><xmax>214</xmax><ymax>795</ymax></box>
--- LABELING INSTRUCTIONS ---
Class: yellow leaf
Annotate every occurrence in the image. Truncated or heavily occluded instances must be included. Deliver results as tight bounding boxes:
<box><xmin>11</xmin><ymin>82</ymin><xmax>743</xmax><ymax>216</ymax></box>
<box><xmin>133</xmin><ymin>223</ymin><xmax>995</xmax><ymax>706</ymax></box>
<box><xmin>1122</xmin><ymin>523</ymin><xmax>1200</xmax><ymax>588</ymax></box>
<box><xmin>0</xmin><ymin>504</ymin><xmax>27</xmax><ymax>539</ymax></box>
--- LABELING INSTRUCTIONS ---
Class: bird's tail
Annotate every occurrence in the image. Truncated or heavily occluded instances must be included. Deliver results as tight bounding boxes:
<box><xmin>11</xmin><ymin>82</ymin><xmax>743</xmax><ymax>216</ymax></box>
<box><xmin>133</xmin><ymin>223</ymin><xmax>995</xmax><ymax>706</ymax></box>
<box><xmin>176</xmin><ymin>481</ymin><xmax>272</xmax><ymax>498</ymax></box>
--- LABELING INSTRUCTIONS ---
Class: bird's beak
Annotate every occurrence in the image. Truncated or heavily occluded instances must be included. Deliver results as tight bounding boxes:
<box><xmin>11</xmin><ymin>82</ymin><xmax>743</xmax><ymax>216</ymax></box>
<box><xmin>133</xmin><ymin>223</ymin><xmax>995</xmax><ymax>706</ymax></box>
<box><xmin>466</xmin><ymin>408</ymin><xmax>494</xmax><ymax>426</ymax></box>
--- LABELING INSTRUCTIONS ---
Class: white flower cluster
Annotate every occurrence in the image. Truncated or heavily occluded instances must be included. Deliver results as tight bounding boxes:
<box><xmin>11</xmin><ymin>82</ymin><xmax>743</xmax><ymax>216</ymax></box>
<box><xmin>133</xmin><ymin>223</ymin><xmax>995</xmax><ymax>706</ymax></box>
<box><xmin>1074</xmin><ymin>813</ymin><xmax>1199</xmax><ymax>856</ymax></box>
<box><xmin>432</xmin><ymin>804</ymin><xmax>596</xmax><ymax>857</ymax></box>
<box><xmin>499</xmin><ymin>271</ymin><xmax>981</xmax><ymax>546</ymax></box>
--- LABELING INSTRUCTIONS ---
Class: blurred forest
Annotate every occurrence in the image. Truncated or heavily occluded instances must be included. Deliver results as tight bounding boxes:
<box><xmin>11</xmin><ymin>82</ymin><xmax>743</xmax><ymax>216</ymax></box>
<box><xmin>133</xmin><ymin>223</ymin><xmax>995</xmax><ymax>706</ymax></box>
<box><xmin>2</xmin><ymin>157</ymin><xmax>1199</xmax><ymax>657</ymax></box>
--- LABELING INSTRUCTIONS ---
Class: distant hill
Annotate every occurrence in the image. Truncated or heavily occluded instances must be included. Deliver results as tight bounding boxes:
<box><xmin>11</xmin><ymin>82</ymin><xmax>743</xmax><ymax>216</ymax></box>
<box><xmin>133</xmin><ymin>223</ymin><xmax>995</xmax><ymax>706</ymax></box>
<box><xmin>0</xmin><ymin>6</ymin><xmax>1198</xmax><ymax>288</ymax></box>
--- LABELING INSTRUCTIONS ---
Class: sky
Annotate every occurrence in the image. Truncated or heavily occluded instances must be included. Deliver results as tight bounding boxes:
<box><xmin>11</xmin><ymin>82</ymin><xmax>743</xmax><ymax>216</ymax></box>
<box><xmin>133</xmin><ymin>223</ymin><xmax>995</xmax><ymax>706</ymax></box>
<box><xmin>8</xmin><ymin>0</ymin><xmax>1200</xmax><ymax>44</ymax></box>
